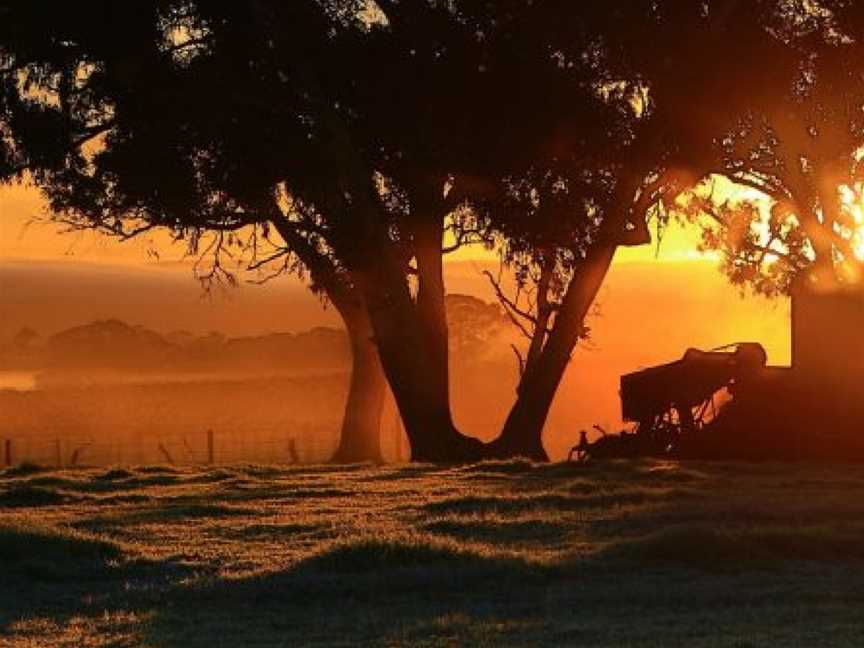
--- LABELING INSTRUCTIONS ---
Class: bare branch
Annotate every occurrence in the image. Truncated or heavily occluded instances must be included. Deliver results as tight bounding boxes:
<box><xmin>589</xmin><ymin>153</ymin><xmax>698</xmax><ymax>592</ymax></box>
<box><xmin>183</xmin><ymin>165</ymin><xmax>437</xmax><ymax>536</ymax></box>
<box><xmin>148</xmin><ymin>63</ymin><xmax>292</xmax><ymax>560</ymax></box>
<box><xmin>482</xmin><ymin>269</ymin><xmax>537</xmax><ymax>339</ymax></box>
<box><xmin>267</xmin><ymin>208</ymin><xmax>356</xmax><ymax>312</ymax></box>
<box><xmin>247</xmin><ymin>253</ymin><xmax>292</xmax><ymax>285</ymax></box>
<box><xmin>511</xmin><ymin>344</ymin><xmax>526</xmax><ymax>379</ymax></box>
<box><xmin>245</xmin><ymin>246</ymin><xmax>291</xmax><ymax>272</ymax></box>
<box><xmin>116</xmin><ymin>222</ymin><xmax>157</xmax><ymax>241</ymax></box>
<box><xmin>193</xmin><ymin>230</ymin><xmax>237</xmax><ymax>294</ymax></box>
<box><xmin>442</xmin><ymin>226</ymin><xmax>487</xmax><ymax>254</ymax></box>
<box><xmin>164</xmin><ymin>35</ymin><xmax>213</xmax><ymax>56</ymax></box>
<box><xmin>701</xmin><ymin>164</ymin><xmax>788</xmax><ymax>205</ymax></box>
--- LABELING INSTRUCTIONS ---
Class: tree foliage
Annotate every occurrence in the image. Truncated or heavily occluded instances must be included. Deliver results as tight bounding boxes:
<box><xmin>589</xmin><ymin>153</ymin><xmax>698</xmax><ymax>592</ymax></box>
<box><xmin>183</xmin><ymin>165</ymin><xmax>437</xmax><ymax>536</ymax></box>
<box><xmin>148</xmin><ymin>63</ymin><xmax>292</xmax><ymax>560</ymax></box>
<box><xmin>3</xmin><ymin>1</ymin><xmax>862</xmax><ymax>461</ymax></box>
<box><xmin>670</xmin><ymin>1</ymin><xmax>864</xmax><ymax>295</ymax></box>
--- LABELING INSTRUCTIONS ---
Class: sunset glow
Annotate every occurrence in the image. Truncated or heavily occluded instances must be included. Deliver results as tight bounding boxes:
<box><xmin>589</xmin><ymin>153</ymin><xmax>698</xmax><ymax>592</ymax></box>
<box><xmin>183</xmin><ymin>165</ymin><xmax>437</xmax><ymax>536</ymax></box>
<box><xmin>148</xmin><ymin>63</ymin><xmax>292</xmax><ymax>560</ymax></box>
<box><xmin>840</xmin><ymin>184</ymin><xmax>864</xmax><ymax>261</ymax></box>
<box><xmin>5</xmin><ymin>2</ymin><xmax>864</xmax><ymax>645</ymax></box>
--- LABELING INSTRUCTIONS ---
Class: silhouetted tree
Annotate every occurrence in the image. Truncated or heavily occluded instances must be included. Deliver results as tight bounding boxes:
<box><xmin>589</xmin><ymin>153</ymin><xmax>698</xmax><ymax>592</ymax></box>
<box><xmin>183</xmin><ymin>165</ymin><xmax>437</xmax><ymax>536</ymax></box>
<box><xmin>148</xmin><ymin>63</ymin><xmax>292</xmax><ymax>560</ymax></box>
<box><xmin>675</xmin><ymin>1</ymin><xmax>864</xmax><ymax>296</ymax></box>
<box><xmin>0</xmin><ymin>0</ymin><xmax>387</xmax><ymax>464</ymax></box>
<box><xmin>468</xmin><ymin>0</ymin><xmax>825</xmax><ymax>460</ymax></box>
<box><xmin>0</xmin><ymin>0</ymin><xmax>498</xmax><ymax>461</ymax></box>
<box><xmin>2</xmin><ymin>0</ymin><xmax>846</xmax><ymax>463</ymax></box>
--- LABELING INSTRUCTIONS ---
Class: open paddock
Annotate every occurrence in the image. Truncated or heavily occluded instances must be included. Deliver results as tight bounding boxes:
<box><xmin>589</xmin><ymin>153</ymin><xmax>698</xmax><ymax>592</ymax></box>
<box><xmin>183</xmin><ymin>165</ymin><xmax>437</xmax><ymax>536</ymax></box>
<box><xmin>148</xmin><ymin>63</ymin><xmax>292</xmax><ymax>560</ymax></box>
<box><xmin>2</xmin><ymin>459</ymin><xmax>864</xmax><ymax>646</ymax></box>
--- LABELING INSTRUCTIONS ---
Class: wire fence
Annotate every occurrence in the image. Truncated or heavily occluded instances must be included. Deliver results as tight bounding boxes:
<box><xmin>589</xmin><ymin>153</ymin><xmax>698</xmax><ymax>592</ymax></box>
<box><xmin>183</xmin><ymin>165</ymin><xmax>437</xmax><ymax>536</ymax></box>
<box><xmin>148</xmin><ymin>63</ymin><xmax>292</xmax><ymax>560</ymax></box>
<box><xmin>0</xmin><ymin>425</ymin><xmax>343</xmax><ymax>468</ymax></box>
<box><xmin>1</xmin><ymin>410</ymin><xmax>571</xmax><ymax>469</ymax></box>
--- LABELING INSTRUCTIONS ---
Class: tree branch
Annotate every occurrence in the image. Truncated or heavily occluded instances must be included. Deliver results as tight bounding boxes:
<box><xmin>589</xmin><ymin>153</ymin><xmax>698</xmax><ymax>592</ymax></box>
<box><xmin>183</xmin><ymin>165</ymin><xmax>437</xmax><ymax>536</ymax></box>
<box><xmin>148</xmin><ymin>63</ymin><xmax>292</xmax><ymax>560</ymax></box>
<box><xmin>3</xmin><ymin>120</ymin><xmax>115</xmax><ymax>179</ymax></box>
<box><xmin>442</xmin><ymin>226</ymin><xmax>487</xmax><ymax>254</ymax></box>
<box><xmin>482</xmin><ymin>270</ymin><xmax>538</xmax><ymax>328</ymax></box>
<box><xmin>246</xmin><ymin>246</ymin><xmax>291</xmax><ymax>272</ymax></box>
<box><xmin>511</xmin><ymin>344</ymin><xmax>526</xmax><ymax>379</ymax></box>
<box><xmin>268</xmin><ymin>209</ymin><xmax>355</xmax><ymax>312</ymax></box>
<box><xmin>164</xmin><ymin>35</ymin><xmax>213</xmax><ymax>56</ymax></box>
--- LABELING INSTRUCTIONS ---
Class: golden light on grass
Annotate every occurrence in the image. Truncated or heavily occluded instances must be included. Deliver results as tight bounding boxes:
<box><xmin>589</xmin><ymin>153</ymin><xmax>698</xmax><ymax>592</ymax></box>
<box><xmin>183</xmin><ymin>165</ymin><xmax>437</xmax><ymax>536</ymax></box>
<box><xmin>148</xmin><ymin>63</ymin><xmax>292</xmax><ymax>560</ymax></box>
<box><xmin>4</xmin><ymin>461</ymin><xmax>864</xmax><ymax>645</ymax></box>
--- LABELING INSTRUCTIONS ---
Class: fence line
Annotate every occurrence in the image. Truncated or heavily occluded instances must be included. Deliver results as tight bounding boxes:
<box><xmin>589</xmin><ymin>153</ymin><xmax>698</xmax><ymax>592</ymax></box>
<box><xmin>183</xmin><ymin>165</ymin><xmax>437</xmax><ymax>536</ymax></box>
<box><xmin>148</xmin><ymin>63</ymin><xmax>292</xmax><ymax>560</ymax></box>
<box><xmin>0</xmin><ymin>424</ymin><xmax>339</xmax><ymax>468</ymax></box>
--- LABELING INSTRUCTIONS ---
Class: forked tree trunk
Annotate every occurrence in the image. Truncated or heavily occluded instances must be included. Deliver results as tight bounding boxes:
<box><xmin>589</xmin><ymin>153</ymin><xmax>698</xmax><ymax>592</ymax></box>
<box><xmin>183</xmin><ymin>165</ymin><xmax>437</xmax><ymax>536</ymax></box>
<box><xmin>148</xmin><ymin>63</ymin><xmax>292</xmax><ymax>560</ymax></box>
<box><xmin>490</xmin><ymin>246</ymin><xmax>617</xmax><ymax>461</ymax></box>
<box><xmin>339</xmin><ymin>185</ymin><xmax>623</xmax><ymax>464</ymax></box>
<box><xmin>359</xmin><ymin>224</ymin><xmax>615</xmax><ymax>464</ymax></box>
<box><xmin>488</xmin><ymin>168</ymin><xmax>656</xmax><ymax>463</ymax></box>
<box><xmin>377</xmin><ymin>331</ymin><xmax>485</xmax><ymax>462</ymax></box>
<box><xmin>363</xmin><ymin>239</ymin><xmax>615</xmax><ymax>464</ymax></box>
<box><xmin>356</xmin><ymin>214</ymin><xmax>485</xmax><ymax>463</ymax></box>
<box><xmin>330</xmin><ymin>310</ymin><xmax>387</xmax><ymax>464</ymax></box>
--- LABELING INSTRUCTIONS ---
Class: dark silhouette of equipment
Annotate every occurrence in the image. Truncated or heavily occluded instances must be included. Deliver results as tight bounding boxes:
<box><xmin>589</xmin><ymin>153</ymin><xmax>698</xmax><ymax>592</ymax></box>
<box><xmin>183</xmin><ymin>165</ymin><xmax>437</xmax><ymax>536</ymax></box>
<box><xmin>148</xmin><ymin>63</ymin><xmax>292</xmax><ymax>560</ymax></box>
<box><xmin>585</xmin><ymin>284</ymin><xmax>864</xmax><ymax>461</ymax></box>
<box><xmin>619</xmin><ymin>343</ymin><xmax>767</xmax><ymax>452</ymax></box>
<box><xmin>568</xmin><ymin>429</ymin><xmax>591</xmax><ymax>462</ymax></box>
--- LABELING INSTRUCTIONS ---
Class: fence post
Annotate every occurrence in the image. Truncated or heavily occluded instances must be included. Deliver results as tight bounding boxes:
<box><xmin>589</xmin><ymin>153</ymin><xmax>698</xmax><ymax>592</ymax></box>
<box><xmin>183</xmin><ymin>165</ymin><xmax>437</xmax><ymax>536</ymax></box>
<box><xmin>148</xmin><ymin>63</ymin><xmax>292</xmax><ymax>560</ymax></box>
<box><xmin>4</xmin><ymin>439</ymin><xmax>11</xmax><ymax>467</ymax></box>
<box><xmin>157</xmin><ymin>443</ymin><xmax>175</xmax><ymax>465</ymax></box>
<box><xmin>207</xmin><ymin>429</ymin><xmax>214</xmax><ymax>465</ymax></box>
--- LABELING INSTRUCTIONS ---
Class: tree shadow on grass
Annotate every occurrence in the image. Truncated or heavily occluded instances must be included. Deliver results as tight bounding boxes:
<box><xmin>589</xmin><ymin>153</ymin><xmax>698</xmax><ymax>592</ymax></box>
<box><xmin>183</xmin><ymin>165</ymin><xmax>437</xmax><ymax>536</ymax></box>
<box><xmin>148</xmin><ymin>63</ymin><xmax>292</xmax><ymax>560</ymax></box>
<box><xmin>0</xmin><ymin>484</ymin><xmax>80</xmax><ymax>507</ymax></box>
<box><xmin>7</xmin><ymin>516</ymin><xmax>864</xmax><ymax>646</ymax></box>
<box><xmin>0</xmin><ymin>524</ymin><xmax>193</xmax><ymax>635</ymax></box>
<box><xmin>71</xmin><ymin>500</ymin><xmax>258</xmax><ymax>532</ymax></box>
<box><xmin>139</xmin><ymin>528</ymin><xmax>864</xmax><ymax>647</ymax></box>
<box><xmin>143</xmin><ymin>534</ymin><xmax>550</xmax><ymax>647</ymax></box>
<box><xmin>422</xmin><ymin>517</ymin><xmax>572</xmax><ymax>546</ymax></box>
<box><xmin>421</xmin><ymin>490</ymin><xmax>666</xmax><ymax>517</ymax></box>
<box><xmin>1</xmin><ymin>524</ymin><xmax>548</xmax><ymax>646</ymax></box>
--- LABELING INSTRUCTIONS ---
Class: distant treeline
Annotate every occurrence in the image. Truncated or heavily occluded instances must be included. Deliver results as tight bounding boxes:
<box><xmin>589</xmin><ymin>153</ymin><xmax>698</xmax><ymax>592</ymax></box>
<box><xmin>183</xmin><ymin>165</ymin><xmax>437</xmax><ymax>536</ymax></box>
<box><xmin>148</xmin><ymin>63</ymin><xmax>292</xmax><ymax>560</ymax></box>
<box><xmin>0</xmin><ymin>320</ymin><xmax>350</xmax><ymax>376</ymax></box>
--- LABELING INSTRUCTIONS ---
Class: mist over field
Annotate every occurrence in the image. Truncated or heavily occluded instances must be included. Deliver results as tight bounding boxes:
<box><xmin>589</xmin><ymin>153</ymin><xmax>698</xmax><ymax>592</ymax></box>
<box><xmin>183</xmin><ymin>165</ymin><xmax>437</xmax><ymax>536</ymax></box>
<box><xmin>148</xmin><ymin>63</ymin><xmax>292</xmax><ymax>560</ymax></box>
<box><xmin>4</xmin><ymin>1</ymin><xmax>864</xmax><ymax>645</ymax></box>
<box><xmin>0</xmin><ymin>258</ymin><xmax>790</xmax><ymax>463</ymax></box>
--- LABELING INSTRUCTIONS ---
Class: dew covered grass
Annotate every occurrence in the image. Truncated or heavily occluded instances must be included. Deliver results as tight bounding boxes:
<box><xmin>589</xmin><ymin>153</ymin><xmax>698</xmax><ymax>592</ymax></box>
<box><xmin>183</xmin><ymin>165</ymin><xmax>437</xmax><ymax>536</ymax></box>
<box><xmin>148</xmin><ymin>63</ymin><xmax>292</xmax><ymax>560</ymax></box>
<box><xmin>2</xmin><ymin>459</ymin><xmax>864</xmax><ymax>646</ymax></box>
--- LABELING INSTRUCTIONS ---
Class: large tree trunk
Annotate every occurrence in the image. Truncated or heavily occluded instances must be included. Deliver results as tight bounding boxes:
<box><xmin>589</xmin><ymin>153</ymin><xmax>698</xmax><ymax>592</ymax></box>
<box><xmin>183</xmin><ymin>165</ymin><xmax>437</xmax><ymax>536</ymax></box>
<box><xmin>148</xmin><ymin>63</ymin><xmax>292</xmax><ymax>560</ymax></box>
<box><xmin>490</xmin><ymin>246</ymin><xmax>617</xmax><ymax>461</ymax></box>
<box><xmin>268</xmin><ymin>214</ymin><xmax>390</xmax><ymax>464</ymax></box>
<box><xmin>355</xmin><ymin>212</ymin><xmax>485</xmax><ymax>463</ymax></box>
<box><xmin>330</xmin><ymin>309</ymin><xmax>387</xmax><ymax>464</ymax></box>
<box><xmin>364</xmin><ymin>297</ymin><xmax>485</xmax><ymax>462</ymax></box>
<box><xmin>487</xmin><ymin>167</ymin><xmax>658</xmax><ymax>463</ymax></box>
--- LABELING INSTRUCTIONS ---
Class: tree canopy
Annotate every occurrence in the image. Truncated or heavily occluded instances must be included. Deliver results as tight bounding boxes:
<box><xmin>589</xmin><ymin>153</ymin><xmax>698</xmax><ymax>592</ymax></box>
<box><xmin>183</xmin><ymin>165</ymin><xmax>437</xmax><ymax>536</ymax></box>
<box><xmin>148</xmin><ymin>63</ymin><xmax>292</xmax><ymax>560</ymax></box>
<box><xmin>669</xmin><ymin>1</ymin><xmax>864</xmax><ymax>295</ymax></box>
<box><xmin>3</xmin><ymin>0</ymin><xmax>862</xmax><ymax>461</ymax></box>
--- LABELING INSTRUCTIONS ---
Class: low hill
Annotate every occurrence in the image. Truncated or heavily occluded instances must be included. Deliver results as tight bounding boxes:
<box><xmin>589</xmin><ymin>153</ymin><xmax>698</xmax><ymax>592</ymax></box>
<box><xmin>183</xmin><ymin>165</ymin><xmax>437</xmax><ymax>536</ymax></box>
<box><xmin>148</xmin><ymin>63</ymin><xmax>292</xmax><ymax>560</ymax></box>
<box><xmin>0</xmin><ymin>319</ymin><xmax>350</xmax><ymax>379</ymax></box>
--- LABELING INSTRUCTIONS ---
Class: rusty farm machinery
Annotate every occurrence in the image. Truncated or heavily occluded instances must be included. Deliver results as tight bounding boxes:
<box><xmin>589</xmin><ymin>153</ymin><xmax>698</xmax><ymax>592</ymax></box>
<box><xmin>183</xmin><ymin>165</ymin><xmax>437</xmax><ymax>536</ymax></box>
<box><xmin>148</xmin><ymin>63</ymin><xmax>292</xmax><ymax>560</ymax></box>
<box><xmin>585</xmin><ymin>285</ymin><xmax>864</xmax><ymax>461</ymax></box>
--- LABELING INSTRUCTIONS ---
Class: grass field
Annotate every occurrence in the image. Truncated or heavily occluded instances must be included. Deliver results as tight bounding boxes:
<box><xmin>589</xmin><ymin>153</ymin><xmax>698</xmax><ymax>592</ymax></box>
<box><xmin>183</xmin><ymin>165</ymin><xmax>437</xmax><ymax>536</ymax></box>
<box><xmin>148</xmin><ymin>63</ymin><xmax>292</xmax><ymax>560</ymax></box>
<box><xmin>2</xmin><ymin>459</ymin><xmax>864</xmax><ymax>647</ymax></box>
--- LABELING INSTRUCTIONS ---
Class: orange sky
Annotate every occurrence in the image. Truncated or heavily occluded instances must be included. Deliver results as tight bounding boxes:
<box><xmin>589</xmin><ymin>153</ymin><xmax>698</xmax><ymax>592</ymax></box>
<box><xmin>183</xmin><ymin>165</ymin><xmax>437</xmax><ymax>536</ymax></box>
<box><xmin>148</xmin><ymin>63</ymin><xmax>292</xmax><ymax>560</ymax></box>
<box><xmin>0</xmin><ymin>182</ymin><xmax>792</xmax><ymax>458</ymax></box>
<box><xmin>0</xmin><ymin>181</ymin><xmax>711</xmax><ymax>265</ymax></box>
<box><xmin>0</xmin><ymin>180</ymin><xmax>788</xmax><ymax>352</ymax></box>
